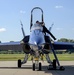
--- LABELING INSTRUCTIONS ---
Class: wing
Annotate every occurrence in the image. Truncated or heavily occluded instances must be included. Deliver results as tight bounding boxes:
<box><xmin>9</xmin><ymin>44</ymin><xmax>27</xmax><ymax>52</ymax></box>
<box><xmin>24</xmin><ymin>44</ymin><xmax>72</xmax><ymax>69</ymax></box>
<box><xmin>52</xmin><ymin>42</ymin><xmax>74</xmax><ymax>50</ymax></box>
<box><xmin>0</xmin><ymin>41</ymin><xmax>23</xmax><ymax>51</ymax></box>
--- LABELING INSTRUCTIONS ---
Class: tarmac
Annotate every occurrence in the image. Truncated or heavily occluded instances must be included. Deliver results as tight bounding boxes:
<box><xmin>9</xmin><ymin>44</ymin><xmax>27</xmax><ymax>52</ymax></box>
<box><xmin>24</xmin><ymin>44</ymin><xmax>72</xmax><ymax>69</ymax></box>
<box><xmin>0</xmin><ymin>61</ymin><xmax>74</xmax><ymax>75</ymax></box>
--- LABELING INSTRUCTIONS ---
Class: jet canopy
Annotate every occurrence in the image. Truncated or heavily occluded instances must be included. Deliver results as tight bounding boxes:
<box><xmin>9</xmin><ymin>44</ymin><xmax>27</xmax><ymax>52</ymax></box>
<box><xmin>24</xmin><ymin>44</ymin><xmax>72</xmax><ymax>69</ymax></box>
<box><xmin>31</xmin><ymin>23</ymin><xmax>43</xmax><ymax>31</ymax></box>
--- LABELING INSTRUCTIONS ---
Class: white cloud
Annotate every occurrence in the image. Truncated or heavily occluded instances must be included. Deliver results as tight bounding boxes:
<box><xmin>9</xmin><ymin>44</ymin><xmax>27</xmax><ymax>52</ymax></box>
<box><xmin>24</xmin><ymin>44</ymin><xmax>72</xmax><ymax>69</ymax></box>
<box><xmin>56</xmin><ymin>27</ymin><xmax>63</xmax><ymax>30</ymax></box>
<box><xmin>20</xmin><ymin>10</ymin><xmax>25</xmax><ymax>14</ymax></box>
<box><xmin>55</xmin><ymin>6</ymin><xmax>63</xmax><ymax>9</ymax></box>
<box><xmin>0</xmin><ymin>28</ymin><xmax>6</xmax><ymax>32</ymax></box>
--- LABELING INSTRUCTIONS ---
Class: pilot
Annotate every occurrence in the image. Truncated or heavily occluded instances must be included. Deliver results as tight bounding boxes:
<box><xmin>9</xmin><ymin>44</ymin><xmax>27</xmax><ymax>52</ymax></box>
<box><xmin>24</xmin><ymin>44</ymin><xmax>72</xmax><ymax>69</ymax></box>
<box><xmin>31</xmin><ymin>20</ymin><xmax>43</xmax><ymax>31</ymax></box>
<box><xmin>35</xmin><ymin>21</ymin><xmax>56</xmax><ymax>40</ymax></box>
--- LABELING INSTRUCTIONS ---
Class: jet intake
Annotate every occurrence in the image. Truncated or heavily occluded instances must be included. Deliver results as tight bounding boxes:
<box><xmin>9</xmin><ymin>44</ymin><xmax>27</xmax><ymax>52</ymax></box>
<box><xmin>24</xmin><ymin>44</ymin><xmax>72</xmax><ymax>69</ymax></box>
<box><xmin>23</xmin><ymin>44</ymin><xmax>31</xmax><ymax>54</ymax></box>
<box><xmin>43</xmin><ymin>44</ymin><xmax>51</xmax><ymax>54</ymax></box>
<box><xmin>44</xmin><ymin>44</ymin><xmax>51</xmax><ymax>49</ymax></box>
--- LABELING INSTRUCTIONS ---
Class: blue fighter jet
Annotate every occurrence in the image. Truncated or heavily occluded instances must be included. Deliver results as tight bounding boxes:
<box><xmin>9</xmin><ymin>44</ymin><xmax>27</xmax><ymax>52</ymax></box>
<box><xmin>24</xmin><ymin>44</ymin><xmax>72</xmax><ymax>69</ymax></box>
<box><xmin>0</xmin><ymin>7</ymin><xmax>74</xmax><ymax>71</ymax></box>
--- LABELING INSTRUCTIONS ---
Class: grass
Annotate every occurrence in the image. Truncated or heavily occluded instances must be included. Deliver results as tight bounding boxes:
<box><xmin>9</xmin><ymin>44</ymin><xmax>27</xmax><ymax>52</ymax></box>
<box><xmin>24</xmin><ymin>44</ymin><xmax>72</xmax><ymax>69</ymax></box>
<box><xmin>49</xmin><ymin>54</ymin><xmax>74</xmax><ymax>61</ymax></box>
<box><xmin>0</xmin><ymin>54</ymin><xmax>74</xmax><ymax>61</ymax></box>
<box><xmin>0</xmin><ymin>54</ymin><xmax>24</xmax><ymax>61</ymax></box>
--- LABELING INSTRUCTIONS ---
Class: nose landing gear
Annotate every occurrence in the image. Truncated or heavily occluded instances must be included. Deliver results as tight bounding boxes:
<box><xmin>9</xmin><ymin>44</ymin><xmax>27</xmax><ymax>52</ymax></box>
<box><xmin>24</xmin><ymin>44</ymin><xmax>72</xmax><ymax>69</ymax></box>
<box><xmin>32</xmin><ymin>62</ymin><xmax>42</xmax><ymax>71</ymax></box>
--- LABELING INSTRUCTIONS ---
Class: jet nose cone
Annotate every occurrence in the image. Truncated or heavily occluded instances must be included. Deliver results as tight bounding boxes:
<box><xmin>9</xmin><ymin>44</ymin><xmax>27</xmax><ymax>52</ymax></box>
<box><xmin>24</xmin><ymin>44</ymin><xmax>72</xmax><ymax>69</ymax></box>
<box><xmin>29</xmin><ymin>36</ymin><xmax>43</xmax><ymax>45</ymax></box>
<box><xmin>29</xmin><ymin>30</ymin><xmax>45</xmax><ymax>45</ymax></box>
<box><xmin>35</xmin><ymin>38</ymin><xmax>42</xmax><ymax>45</ymax></box>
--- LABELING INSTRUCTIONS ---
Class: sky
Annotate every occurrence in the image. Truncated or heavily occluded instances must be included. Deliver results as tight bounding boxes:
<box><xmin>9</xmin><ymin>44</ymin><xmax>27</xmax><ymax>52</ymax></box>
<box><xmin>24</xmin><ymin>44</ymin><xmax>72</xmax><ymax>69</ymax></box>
<box><xmin>0</xmin><ymin>0</ymin><xmax>74</xmax><ymax>42</ymax></box>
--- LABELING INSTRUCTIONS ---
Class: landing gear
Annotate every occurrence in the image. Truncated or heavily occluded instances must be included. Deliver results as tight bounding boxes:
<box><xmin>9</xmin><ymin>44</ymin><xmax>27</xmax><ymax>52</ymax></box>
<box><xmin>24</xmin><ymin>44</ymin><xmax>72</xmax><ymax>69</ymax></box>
<box><xmin>53</xmin><ymin>59</ymin><xmax>56</xmax><ymax>69</ymax></box>
<box><xmin>17</xmin><ymin>54</ymin><xmax>28</xmax><ymax>68</ymax></box>
<box><xmin>33</xmin><ymin>63</ymin><xmax>35</xmax><ymax>71</ymax></box>
<box><xmin>18</xmin><ymin>59</ymin><xmax>21</xmax><ymax>68</ymax></box>
<box><xmin>39</xmin><ymin>62</ymin><xmax>42</xmax><ymax>71</ymax></box>
<box><xmin>32</xmin><ymin>62</ymin><xmax>42</xmax><ymax>71</ymax></box>
<box><xmin>48</xmin><ymin>59</ymin><xmax>56</xmax><ymax>70</ymax></box>
<box><xmin>46</xmin><ymin>37</ymin><xmax>65</xmax><ymax>70</ymax></box>
<box><xmin>48</xmin><ymin>59</ymin><xmax>65</xmax><ymax>70</ymax></box>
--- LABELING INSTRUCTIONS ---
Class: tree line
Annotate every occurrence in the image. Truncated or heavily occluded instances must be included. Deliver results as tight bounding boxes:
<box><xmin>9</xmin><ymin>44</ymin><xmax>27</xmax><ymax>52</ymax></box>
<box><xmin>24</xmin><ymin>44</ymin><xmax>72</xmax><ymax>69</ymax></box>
<box><xmin>58</xmin><ymin>38</ymin><xmax>74</xmax><ymax>43</ymax></box>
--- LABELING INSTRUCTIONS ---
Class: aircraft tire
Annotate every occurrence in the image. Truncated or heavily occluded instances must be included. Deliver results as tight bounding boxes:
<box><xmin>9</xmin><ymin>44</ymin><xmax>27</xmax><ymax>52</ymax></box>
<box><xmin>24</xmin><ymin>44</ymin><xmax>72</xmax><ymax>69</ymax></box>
<box><xmin>18</xmin><ymin>59</ymin><xmax>21</xmax><ymax>68</ymax></box>
<box><xmin>53</xmin><ymin>59</ymin><xmax>56</xmax><ymax>69</ymax></box>
<box><xmin>39</xmin><ymin>62</ymin><xmax>42</xmax><ymax>71</ymax></box>
<box><xmin>33</xmin><ymin>63</ymin><xmax>35</xmax><ymax>71</ymax></box>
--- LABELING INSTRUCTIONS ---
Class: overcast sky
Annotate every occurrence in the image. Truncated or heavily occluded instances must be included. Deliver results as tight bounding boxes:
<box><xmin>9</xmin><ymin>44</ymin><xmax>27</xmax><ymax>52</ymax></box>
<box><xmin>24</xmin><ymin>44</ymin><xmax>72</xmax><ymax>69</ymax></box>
<box><xmin>0</xmin><ymin>0</ymin><xmax>74</xmax><ymax>42</ymax></box>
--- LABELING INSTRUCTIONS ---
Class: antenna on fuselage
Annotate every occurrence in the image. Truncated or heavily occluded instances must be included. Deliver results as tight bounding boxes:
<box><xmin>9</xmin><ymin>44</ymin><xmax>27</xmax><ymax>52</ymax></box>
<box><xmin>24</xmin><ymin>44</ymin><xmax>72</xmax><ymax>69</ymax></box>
<box><xmin>49</xmin><ymin>23</ymin><xmax>54</xmax><ymax>31</ymax></box>
<box><xmin>20</xmin><ymin>20</ymin><xmax>25</xmax><ymax>37</ymax></box>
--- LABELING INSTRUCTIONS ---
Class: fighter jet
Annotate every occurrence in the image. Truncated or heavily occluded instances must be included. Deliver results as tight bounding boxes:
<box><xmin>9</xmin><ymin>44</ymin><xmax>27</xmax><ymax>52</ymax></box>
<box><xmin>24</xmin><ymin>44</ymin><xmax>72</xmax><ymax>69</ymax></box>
<box><xmin>0</xmin><ymin>7</ymin><xmax>74</xmax><ymax>71</ymax></box>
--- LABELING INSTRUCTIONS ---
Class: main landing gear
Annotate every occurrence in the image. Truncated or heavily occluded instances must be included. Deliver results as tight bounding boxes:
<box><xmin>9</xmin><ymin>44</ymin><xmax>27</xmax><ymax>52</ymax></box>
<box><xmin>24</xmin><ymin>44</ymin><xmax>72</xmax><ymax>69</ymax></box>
<box><xmin>18</xmin><ymin>54</ymin><xmax>28</xmax><ymax>68</ymax></box>
<box><xmin>18</xmin><ymin>59</ymin><xmax>21</xmax><ymax>68</ymax></box>
<box><xmin>47</xmin><ymin>37</ymin><xmax>65</xmax><ymax>71</ymax></box>
<box><xmin>48</xmin><ymin>59</ymin><xmax>65</xmax><ymax>70</ymax></box>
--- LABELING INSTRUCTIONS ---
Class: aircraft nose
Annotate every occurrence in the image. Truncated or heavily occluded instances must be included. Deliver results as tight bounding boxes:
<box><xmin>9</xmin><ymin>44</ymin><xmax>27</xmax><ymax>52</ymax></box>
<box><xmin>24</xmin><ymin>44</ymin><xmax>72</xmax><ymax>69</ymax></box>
<box><xmin>34</xmin><ymin>37</ymin><xmax>42</xmax><ymax>45</ymax></box>
<box><xmin>29</xmin><ymin>35</ymin><xmax>44</xmax><ymax>45</ymax></box>
<box><xmin>29</xmin><ymin>30</ymin><xmax>45</xmax><ymax>45</ymax></box>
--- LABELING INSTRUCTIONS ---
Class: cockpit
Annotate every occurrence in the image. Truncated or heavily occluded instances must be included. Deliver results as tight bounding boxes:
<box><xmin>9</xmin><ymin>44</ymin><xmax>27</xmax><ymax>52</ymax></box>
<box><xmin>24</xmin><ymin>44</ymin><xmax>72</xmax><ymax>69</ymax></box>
<box><xmin>31</xmin><ymin>23</ymin><xmax>43</xmax><ymax>31</ymax></box>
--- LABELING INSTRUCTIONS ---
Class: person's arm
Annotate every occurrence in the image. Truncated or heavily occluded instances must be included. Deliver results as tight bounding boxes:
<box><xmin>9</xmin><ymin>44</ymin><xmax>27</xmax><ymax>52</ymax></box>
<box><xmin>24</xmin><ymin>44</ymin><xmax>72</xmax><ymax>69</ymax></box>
<box><xmin>43</xmin><ymin>26</ymin><xmax>56</xmax><ymax>40</ymax></box>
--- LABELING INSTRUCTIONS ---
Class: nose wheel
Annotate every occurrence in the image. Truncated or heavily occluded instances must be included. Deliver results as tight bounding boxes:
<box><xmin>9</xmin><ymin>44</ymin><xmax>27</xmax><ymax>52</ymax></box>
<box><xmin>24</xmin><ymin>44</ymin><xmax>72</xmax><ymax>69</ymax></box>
<box><xmin>32</xmin><ymin>62</ymin><xmax>42</xmax><ymax>71</ymax></box>
<box><xmin>39</xmin><ymin>62</ymin><xmax>42</xmax><ymax>70</ymax></box>
<box><xmin>33</xmin><ymin>63</ymin><xmax>35</xmax><ymax>71</ymax></box>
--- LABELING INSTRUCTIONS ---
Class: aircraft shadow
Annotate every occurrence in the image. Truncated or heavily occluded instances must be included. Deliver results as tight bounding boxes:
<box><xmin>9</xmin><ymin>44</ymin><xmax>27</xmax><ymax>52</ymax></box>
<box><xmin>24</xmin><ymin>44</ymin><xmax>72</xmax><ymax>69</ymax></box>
<box><xmin>0</xmin><ymin>65</ymin><xmax>32</xmax><ymax>69</ymax></box>
<box><xmin>0</xmin><ymin>65</ymin><xmax>74</xmax><ymax>75</ymax></box>
<box><xmin>42</xmin><ymin>65</ymin><xmax>74</xmax><ymax>75</ymax></box>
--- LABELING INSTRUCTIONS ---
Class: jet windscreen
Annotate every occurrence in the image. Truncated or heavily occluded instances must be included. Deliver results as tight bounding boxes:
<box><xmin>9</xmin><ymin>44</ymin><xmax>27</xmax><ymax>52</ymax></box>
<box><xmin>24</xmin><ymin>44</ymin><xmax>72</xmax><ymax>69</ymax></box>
<box><xmin>31</xmin><ymin>23</ymin><xmax>43</xmax><ymax>31</ymax></box>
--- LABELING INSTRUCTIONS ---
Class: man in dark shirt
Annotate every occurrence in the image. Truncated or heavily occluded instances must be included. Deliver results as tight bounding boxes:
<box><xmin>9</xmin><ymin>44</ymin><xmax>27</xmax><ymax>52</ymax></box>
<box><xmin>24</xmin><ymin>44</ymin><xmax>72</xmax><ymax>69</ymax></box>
<box><xmin>38</xmin><ymin>21</ymin><xmax>56</xmax><ymax>40</ymax></box>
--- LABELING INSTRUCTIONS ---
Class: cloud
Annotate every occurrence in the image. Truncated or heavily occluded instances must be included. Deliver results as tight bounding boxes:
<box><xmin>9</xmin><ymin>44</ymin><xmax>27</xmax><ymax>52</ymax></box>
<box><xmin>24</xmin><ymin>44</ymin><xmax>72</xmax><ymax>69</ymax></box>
<box><xmin>55</xmin><ymin>5</ymin><xmax>63</xmax><ymax>9</ymax></box>
<box><xmin>20</xmin><ymin>10</ymin><xmax>25</xmax><ymax>14</ymax></box>
<box><xmin>56</xmin><ymin>27</ymin><xmax>63</xmax><ymax>30</ymax></box>
<box><xmin>0</xmin><ymin>28</ymin><xmax>6</xmax><ymax>32</ymax></box>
